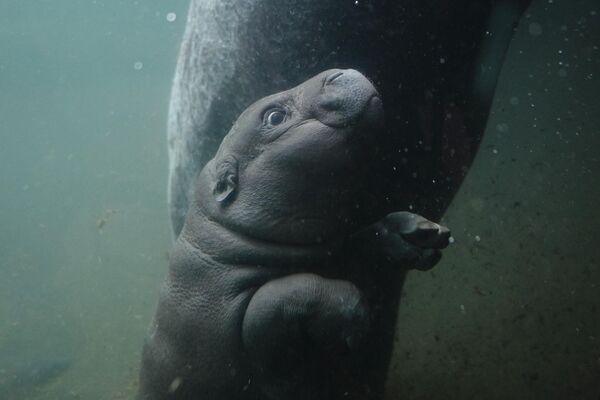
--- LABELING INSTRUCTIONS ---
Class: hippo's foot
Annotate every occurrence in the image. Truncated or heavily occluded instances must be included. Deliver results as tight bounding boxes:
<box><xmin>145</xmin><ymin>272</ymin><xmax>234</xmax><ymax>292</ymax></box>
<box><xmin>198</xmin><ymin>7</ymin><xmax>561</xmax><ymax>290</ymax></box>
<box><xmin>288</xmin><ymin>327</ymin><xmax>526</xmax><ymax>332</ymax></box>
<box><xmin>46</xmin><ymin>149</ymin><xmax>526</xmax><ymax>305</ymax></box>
<box><xmin>372</xmin><ymin>211</ymin><xmax>451</xmax><ymax>271</ymax></box>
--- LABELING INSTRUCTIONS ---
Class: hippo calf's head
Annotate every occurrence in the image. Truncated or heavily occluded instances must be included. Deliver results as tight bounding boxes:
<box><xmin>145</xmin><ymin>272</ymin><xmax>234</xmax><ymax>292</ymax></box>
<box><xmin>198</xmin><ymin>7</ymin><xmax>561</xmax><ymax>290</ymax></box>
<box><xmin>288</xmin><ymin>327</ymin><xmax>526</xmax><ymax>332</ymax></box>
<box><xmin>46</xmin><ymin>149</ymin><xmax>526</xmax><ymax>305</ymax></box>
<box><xmin>189</xmin><ymin>69</ymin><xmax>384</xmax><ymax>245</ymax></box>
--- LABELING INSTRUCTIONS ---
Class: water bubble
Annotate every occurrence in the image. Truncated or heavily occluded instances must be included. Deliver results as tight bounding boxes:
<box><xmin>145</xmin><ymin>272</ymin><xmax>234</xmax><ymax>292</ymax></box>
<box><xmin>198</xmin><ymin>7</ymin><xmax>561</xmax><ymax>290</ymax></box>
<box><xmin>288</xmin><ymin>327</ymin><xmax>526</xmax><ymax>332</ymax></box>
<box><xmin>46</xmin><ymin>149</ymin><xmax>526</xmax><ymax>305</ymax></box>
<box><xmin>528</xmin><ymin>22</ymin><xmax>543</xmax><ymax>36</ymax></box>
<box><xmin>496</xmin><ymin>123</ymin><xmax>509</xmax><ymax>133</ymax></box>
<box><xmin>475</xmin><ymin>235</ymin><xmax>481</xmax><ymax>242</ymax></box>
<box><xmin>133</xmin><ymin>61</ymin><xmax>143</xmax><ymax>70</ymax></box>
<box><xmin>558</xmin><ymin>68</ymin><xmax>568</xmax><ymax>77</ymax></box>
<box><xmin>510</xmin><ymin>96</ymin><xmax>520</xmax><ymax>106</ymax></box>
<box><xmin>166</xmin><ymin>12</ymin><xmax>177</xmax><ymax>22</ymax></box>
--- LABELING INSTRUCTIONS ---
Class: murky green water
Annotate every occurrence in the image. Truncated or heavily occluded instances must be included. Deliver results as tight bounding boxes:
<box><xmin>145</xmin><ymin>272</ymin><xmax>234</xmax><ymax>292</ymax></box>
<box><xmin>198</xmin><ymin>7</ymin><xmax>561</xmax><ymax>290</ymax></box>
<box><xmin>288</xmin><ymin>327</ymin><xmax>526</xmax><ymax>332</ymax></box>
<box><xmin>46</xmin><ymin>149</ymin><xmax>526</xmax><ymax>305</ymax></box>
<box><xmin>0</xmin><ymin>1</ymin><xmax>598</xmax><ymax>399</ymax></box>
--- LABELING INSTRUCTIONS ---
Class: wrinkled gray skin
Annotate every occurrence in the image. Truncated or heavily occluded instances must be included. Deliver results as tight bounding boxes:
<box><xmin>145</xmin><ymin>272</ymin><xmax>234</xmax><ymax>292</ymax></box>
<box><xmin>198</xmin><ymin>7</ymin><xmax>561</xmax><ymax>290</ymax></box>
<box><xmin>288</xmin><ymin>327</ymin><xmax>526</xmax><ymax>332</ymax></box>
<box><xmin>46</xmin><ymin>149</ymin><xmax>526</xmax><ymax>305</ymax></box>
<box><xmin>139</xmin><ymin>69</ymin><xmax>450</xmax><ymax>400</ymax></box>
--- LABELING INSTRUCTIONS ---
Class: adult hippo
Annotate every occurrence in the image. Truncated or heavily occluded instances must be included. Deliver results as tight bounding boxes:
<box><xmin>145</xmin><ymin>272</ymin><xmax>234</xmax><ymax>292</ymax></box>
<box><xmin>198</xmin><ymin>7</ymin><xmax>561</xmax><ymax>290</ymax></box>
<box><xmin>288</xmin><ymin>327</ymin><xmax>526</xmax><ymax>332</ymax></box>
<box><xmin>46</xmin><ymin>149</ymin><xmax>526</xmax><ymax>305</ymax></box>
<box><xmin>167</xmin><ymin>0</ymin><xmax>532</xmax><ymax>238</ymax></box>
<box><xmin>140</xmin><ymin>69</ymin><xmax>450</xmax><ymax>399</ymax></box>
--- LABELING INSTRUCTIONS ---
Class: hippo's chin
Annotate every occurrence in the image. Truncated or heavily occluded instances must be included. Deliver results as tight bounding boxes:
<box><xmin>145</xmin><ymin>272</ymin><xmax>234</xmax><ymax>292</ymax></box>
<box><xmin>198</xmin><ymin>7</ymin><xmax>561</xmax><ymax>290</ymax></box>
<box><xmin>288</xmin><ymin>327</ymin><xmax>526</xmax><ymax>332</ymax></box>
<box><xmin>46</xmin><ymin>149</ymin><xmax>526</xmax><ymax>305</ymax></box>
<box><xmin>228</xmin><ymin>215</ymin><xmax>350</xmax><ymax>247</ymax></box>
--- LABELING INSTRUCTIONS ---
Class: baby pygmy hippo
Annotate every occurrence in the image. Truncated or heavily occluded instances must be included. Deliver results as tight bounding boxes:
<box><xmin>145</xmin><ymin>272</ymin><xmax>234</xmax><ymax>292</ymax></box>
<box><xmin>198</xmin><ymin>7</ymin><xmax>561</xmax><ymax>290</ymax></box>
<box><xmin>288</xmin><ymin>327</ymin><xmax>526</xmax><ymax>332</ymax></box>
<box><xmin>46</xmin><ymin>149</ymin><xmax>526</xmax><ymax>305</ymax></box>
<box><xmin>139</xmin><ymin>69</ymin><xmax>450</xmax><ymax>400</ymax></box>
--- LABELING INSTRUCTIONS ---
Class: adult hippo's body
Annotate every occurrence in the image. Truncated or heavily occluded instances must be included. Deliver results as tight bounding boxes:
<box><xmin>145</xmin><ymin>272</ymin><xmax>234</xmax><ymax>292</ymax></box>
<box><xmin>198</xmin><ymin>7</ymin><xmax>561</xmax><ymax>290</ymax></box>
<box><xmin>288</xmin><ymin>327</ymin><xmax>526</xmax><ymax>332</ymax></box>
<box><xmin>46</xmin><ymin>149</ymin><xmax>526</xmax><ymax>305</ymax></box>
<box><xmin>151</xmin><ymin>1</ymin><xmax>533</xmax><ymax>398</ymax></box>
<box><xmin>139</xmin><ymin>70</ymin><xmax>450</xmax><ymax>399</ymax></box>
<box><xmin>167</xmin><ymin>0</ymin><xmax>532</xmax><ymax>238</ymax></box>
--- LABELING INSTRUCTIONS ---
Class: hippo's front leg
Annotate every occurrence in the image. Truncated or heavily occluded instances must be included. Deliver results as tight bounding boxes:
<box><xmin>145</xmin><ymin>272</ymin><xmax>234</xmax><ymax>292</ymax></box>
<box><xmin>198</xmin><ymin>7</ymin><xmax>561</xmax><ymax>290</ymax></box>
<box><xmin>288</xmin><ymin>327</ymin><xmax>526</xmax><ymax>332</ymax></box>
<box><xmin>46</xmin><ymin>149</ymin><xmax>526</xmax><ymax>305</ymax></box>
<box><xmin>353</xmin><ymin>211</ymin><xmax>451</xmax><ymax>271</ymax></box>
<box><xmin>242</xmin><ymin>273</ymin><xmax>369</xmax><ymax>400</ymax></box>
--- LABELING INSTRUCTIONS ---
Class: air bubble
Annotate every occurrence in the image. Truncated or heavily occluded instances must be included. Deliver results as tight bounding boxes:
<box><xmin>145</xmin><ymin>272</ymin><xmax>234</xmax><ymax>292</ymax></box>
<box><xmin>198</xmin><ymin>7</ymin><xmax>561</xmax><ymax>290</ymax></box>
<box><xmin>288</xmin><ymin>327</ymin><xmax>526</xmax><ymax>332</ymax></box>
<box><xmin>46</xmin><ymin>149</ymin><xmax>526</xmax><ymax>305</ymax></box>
<box><xmin>496</xmin><ymin>123</ymin><xmax>509</xmax><ymax>133</ymax></box>
<box><xmin>166</xmin><ymin>12</ymin><xmax>177</xmax><ymax>22</ymax></box>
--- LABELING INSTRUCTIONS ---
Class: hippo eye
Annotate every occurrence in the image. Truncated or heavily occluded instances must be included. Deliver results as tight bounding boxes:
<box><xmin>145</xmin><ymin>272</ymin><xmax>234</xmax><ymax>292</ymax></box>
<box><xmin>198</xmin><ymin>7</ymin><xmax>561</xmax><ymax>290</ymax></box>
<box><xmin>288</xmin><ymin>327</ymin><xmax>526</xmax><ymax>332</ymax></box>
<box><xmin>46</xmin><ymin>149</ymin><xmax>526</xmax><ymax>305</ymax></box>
<box><xmin>265</xmin><ymin>109</ymin><xmax>286</xmax><ymax>126</ymax></box>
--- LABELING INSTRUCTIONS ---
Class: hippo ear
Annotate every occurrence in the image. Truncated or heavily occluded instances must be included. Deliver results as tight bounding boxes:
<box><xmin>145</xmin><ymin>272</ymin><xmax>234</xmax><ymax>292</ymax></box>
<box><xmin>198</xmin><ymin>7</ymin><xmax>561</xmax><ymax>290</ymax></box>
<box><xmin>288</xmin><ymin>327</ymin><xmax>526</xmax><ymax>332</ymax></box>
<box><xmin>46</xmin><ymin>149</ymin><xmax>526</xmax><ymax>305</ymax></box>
<box><xmin>212</xmin><ymin>156</ymin><xmax>238</xmax><ymax>203</ymax></box>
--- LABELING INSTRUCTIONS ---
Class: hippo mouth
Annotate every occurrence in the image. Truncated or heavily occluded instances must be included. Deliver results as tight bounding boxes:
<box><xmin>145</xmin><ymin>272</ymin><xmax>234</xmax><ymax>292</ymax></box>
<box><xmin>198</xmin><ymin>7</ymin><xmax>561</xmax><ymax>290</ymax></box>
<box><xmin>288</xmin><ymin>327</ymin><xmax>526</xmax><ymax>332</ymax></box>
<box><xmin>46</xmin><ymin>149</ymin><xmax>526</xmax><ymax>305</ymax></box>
<box><xmin>362</xmin><ymin>94</ymin><xmax>384</xmax><ymax>124</ymax></box>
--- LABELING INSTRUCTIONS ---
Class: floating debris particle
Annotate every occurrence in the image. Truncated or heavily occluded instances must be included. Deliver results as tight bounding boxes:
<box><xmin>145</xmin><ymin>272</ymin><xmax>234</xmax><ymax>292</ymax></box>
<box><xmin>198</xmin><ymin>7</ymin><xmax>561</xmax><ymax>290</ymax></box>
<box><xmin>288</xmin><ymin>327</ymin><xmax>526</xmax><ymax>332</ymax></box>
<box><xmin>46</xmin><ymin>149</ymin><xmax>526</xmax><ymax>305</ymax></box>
<box><xmin>166</xmin><ymin>12</ymin><xmax>177</xmax><ymax>22</ymax></box>
<box><xmin>96</xmin><ymin>209</ymin><xmax>118</xmax><ymax>230</ymax></box>
<box><xmin>169</xmin><ymin>377</ymin><xmax>182</xmax><ymax>393</ymax></box>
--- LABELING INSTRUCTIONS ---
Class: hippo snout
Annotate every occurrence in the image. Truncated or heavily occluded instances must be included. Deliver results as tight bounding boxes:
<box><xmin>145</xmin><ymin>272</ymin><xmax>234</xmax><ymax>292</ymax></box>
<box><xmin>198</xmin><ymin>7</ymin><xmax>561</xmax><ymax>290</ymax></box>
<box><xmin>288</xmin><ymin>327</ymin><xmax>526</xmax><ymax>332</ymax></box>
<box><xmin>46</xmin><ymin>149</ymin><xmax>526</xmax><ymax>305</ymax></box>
<box><xmin>316</xmin><ymin>69</ymin><xmax>382</xmax><ymax>128</ymax></box>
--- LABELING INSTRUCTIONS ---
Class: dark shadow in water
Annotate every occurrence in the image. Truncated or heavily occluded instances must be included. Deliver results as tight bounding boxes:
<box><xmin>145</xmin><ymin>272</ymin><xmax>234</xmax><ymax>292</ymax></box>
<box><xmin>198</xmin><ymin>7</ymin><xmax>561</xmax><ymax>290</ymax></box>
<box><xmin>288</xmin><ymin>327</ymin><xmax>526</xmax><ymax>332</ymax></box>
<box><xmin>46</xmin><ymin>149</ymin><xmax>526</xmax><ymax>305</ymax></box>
<box><xmin>0</xmin><ymin>341</ymin><xmax>73</xmax><ymax>399</ymax></box>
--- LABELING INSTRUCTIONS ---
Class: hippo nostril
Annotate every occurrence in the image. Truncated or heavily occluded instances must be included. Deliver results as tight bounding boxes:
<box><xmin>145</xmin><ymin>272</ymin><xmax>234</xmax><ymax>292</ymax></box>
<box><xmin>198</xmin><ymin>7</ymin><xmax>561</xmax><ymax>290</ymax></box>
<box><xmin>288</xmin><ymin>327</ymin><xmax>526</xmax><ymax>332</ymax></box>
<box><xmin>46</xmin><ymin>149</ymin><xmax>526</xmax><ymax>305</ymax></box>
<box><xmin>325</xmin><ymin>71</ymin><xmax>344</xmax><ymax>85</ymax></box>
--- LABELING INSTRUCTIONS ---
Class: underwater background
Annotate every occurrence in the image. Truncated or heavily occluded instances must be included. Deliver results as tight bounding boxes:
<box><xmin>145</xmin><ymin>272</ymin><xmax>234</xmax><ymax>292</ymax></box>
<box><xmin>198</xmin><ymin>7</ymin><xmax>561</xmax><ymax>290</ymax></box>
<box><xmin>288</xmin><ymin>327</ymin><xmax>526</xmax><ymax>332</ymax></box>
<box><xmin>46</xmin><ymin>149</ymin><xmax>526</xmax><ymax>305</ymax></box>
<box><xmin>0</xmin><ymin>0</ymin><xmax>598</xmax><ymax>399</ymax></box>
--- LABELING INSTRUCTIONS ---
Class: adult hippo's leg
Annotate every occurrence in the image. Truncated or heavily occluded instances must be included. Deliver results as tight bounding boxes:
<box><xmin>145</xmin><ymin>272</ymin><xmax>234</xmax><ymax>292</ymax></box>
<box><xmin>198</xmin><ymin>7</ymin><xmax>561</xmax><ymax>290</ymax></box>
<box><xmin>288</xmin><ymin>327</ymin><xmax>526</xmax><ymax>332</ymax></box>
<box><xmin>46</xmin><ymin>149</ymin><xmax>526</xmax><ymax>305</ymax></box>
<box><xmin>168</xmin><ymin>0</ymin><xmax>532</xmax><ymax>237</ymax></box>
